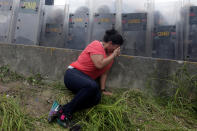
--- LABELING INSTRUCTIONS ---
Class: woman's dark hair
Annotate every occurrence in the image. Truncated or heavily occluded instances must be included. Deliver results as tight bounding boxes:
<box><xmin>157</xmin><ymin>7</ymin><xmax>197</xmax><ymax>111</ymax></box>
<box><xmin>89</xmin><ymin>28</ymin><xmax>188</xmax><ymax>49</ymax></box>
<box><xmin>103</xmin><ymin>29</ymin><xmax>124</xmax><ymax>46</ymax></box>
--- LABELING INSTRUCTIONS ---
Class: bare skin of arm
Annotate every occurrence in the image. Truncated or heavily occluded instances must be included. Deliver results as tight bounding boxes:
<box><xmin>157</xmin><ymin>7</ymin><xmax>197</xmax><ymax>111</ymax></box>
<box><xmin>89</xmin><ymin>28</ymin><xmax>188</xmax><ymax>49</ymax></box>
<box><xmin>100</xmin><ymin>70</ymin><xmax>113</xmax><ymax>96</ymax></box>
<box><xmin>90</xmin><ymin>47</ymin><xmax>120</xmax><ymax>95</ymax></box>
<box><xmin>90</xmin><ymin>47</ymin><xmax>120</xmax><ymax>69</ymax></box>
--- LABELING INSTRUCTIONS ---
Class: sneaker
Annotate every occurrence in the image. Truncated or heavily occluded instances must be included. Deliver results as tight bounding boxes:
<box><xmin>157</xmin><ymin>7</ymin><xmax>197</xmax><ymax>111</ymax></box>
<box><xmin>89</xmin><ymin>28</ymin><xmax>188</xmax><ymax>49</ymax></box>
<box><xmin>48</xmin><ymin>101</ymin><xmax>62</xmax><ymax>123</ymax></box>
<box><xmin>57</xmin><ymin>113</ymin><xmax>72</xmax><ymax>128</ymax></box>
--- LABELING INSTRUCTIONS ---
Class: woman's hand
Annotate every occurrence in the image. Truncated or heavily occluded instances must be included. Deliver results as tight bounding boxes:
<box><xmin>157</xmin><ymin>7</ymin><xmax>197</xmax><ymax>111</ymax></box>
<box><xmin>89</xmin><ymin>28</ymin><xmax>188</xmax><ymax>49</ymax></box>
<box><xmin>112</xmin><ymin>47</ymin><xmax>121</xmax><ymax>57</ymax></box>
<box><xmin>102</xmin><ymin>91</ymin><xmax>113</xmax><ymax>96</ymax></box>
<box><xmin>91</xmin><ymin>48</ymin><xmax>119</xmax><ymax>69</ymax></box>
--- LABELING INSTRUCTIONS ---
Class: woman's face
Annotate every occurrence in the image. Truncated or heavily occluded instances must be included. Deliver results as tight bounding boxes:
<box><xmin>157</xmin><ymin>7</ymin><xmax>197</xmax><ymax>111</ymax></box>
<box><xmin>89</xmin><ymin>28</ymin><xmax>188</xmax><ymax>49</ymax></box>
<box><xmin>106</xmin><ymin>42</ymin><xmax>120</xmax><ymax>53</ymax></box>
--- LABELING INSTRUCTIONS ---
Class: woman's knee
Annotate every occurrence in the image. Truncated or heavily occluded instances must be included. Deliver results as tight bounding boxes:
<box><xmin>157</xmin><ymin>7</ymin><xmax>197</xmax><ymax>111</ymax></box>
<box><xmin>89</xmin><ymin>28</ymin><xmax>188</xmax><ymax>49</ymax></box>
<box><xmin>64</xmin><ymin>70</ymin><xmax>70</xmax><ymax>87</ymax></box>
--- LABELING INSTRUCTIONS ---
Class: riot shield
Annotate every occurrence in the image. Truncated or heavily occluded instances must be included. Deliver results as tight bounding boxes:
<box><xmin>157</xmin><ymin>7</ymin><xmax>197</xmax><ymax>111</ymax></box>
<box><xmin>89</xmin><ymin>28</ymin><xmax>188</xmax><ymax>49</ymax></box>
<box><xmin>0</xmin><ymin>0</ymin><xmax>14</xmax><ymax>43</ymax></box>
<box><xmin>122</xmin><ymin>13</ymin><xmax>147</xmax><ymax>56</ymax></box>
<box><xmin>89</xmin><ymin>0</ymin><xmax>116</xmax><ymax>43</ymax></box>
<box><xmin>39</xmin><ymin>5</ymin><xmax>65</xmax><ymax>48</ymax></box>
<box><xmin>65</xmin><ymin>0</ymin><xmax>89</xmax><ymax>50</ymax></box>
<box><xmin>184</xmin><ymin>1</ymin><xmax>197</xmax><ymax>61</ymax></box>
<box><xmin>12</xmin><ymin>0</ymin><xmax>44</xmax><ymax>45</ymax></box>
<box><xmin>121</xmin><ymin>0</ymin><xmax>149</xmax><ymax>56</ymax></box>
<box><xmin>152</xmin><ymin>26</ymin><xmax>176</xmax><ymax>59</ymax></box>
<box><xmin>152</xmin><ymin>1</ymin><xmax>181</xmax><ymax>59</ymax></box>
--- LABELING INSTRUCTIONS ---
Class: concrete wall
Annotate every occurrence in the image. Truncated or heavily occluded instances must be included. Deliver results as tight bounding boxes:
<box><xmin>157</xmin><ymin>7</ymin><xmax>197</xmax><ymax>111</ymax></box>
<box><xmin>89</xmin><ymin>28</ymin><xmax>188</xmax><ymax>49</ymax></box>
<box><xmin>0</xmin><ymin>43</ymin><xmax>197</xmax><ymax>92</ymax></box>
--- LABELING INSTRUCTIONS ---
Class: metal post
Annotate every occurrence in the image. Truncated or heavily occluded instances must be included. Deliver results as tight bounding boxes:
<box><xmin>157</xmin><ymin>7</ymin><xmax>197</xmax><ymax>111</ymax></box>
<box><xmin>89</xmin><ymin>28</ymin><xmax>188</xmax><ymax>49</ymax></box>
<box><xmin>184</xmin><ymin>0</ymin><xmax>190</xmax><ymax>60</ymax></box>
<box><xmin>115</xmin><ymin>0</ymin><xmax>122</xmax><ymax>34</ymax></box>
<box><xmin>63</xmin><ymin>0</ymin><xmax>69</xmax><ymax>47</ymax></box>
<box><xmin>87</xmin><ymin>0</ymin><xmax>94</xmax><ymax>44</ymax></box>
<box><xmin>8</xmin><ymin>0</ymin><xmax>20</xmax><ymax>44</ymax></box>
<box><xmin>145</xmin><ymin>0</ymin><xmax>154</xmax><ymax>57</ymax></box>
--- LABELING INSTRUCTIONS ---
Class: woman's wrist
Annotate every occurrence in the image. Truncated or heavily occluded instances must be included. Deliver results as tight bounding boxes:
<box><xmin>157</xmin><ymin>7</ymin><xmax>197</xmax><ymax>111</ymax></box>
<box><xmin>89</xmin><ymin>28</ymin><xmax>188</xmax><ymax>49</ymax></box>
<box><xmin>111</xmin><ymin>53</ymin><xmax>116</xmax><ymax>59</ymax></box>
<box><xmin>101</xmin><ymin>89</ymin><xmax>106</xmax><ymax>92</ymax></box>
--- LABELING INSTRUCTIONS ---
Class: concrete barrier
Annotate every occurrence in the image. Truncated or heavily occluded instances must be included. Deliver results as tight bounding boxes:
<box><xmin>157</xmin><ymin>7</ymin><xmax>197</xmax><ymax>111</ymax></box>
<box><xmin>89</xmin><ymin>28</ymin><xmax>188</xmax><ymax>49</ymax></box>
<box><xmin>0</xmin><ymin>43</ymin><xmax>197</xmax><ymax>93</ymax></box>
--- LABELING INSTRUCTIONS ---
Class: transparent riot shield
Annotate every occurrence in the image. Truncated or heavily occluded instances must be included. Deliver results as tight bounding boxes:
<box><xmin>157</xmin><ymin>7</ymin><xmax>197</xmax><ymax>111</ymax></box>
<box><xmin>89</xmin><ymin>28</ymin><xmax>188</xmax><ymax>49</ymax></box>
<box><xmin>65</xmin><ymin>0</ymin><xmax>89</xmax><ymax>50</ymax></box>
<box><xmin>121</xmin><ymin>0</ymin><xmax>150</xmax><ymax>57</ymax></box>
<box><xmin>184</xmin><ymin>1</ymin><xmax>197</xmax><ymax>61</ymax></box>
<box><xmin>0</xmin><ymin>0</ymin><xmax>14</xmax><ymax>43</ymax></box>
<box><xmin>39</xmin><ymin>5</ymin><xmax>65</xmax><ymax>48</ymax></box>
<box><xmin>152</xmin><ymin>26</ymin><xmax>176</xmax><ymax>59</ymax></box>
<box><xmin>12</xmin><ymin>0</ymin><xmax>44</xmax><ymax>45</ymax></box>
<box><xmin>152</xmin><ymin>1</ymin><xmax>181</xmax><ymax>60</ymax></box>
<box><xmin>89</xmin><ymin>0</ymin><xmax>116</xmax><ymax>43</ymax></box>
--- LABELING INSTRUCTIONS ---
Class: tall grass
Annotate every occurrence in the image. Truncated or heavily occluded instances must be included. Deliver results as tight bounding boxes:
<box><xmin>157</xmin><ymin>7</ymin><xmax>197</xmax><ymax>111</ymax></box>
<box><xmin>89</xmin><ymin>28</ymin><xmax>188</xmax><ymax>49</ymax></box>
<box><xmin>167</xmin><ymin>65</ymin><xmax>197</xmax><ymax>109</ymax></box>
<box><xmin>0</xmin><ymin>95</ymin><xmax>34</xmax><ymax>131</ymax></box>
<box><xmin>143</xmin><ymin>64</ymin><xmax>197</xmax><ymax>130</ymax></box>
<box><xmin>73</xmin><ymin>90</ymin><xmax>132</xmax><ymax>131</ymax></box>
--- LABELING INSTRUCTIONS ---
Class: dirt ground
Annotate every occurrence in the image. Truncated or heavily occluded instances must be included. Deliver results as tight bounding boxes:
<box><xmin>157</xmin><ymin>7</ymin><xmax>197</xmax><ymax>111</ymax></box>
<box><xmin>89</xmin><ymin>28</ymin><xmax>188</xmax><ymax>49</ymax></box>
<box><xmin>0</xmin><ymin>81</ymin><xmax>75</xmax><ymax>131</ymax></box>
<box><xmin>0</xmin><ymin>82</ymin><xmax>54</xmax><ymax>117</ymax></box>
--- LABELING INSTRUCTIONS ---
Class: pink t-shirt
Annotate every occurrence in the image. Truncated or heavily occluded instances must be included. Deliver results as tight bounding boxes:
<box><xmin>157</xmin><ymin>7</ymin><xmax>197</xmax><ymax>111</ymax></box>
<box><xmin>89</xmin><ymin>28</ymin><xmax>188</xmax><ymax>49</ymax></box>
<box><xmin>70</xmin><ymin>40</ymin><xmax>113</xmax><ymax>79</ymax></box>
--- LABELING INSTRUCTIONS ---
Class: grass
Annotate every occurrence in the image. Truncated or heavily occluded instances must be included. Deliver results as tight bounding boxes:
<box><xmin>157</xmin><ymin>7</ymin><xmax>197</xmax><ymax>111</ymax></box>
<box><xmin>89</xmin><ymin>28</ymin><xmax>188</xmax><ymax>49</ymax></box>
<box><xmin>0</xmin><ymin>65</ymin><xmax>43</xmax><ymax>86</ymax></box>
<box><xmin>73</xmin><ymin>88</ymin><xmax>196</xmax><ymax>131</ymax></box>
<box><xmin>74</xmin><ymin>89</ymin><xmax>131</xmax><ymax>131</ymax></box>
<box><xmin>0</xmin><ymin>65</ymin><xmax>197</xmax><ymax>130</ymax></box>
<box><xmin>0</xmin><ymin>65</ymin><xmax>24</xmax><ymax>83</ymax></box>
<box><xmin>126</xmin><ymin>89</ymin><xmax>197</xmax><ymax>130</ymax></box>
<box><xmin>168</xmin><ymin>65</ymin><xmax>197</xmax><ymax>109</ymax></box>
<box><xmin>0</xmin><ymin>95</ymin><xmax>35</xmax><ymax>131</ymax></box>
<box><xmin>26</xmin><ymin>73</ymin><xmax>44</xmax><ymax>86</ymax></box>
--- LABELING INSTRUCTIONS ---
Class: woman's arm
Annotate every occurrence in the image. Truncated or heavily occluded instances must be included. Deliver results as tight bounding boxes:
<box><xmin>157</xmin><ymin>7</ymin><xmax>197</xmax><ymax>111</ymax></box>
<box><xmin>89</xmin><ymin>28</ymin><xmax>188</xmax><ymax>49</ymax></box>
<box><xmin>100</xmin><ymin>70</ymin><xmax>108</xmax><ymax>91</ymax></box>
<box><xmin>91</xmin><ymin>47</ymin><xmax>120</xmax><ymax>69</ymax></box>
<box><xmin>100</xmin><ymin>70</ymin><xmax>113</xmax><ymax>96</ymax></box>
